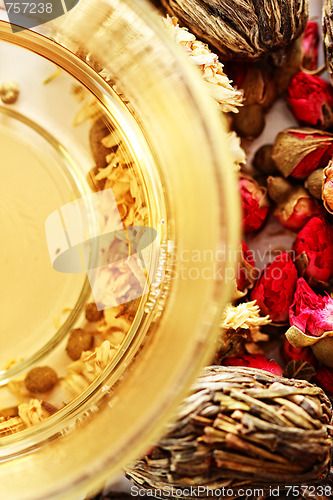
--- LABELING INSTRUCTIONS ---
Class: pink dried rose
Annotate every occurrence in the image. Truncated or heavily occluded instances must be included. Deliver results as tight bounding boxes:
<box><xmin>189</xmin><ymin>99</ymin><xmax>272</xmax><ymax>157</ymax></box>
<box><xmin>323</xmin><ymin>160</ymin><xmax>333</xmax><ymax>214</ymax></box>
<box><xmin>287</xmin><ymin>72</ymin><xmax>333</xmax><ymax>129</ymax></box>
<box><xmin>223</xmin><ymin>354</ymin><xmax>283</xmax><ymax>376</ymax></box>
<box><xmin>286</xmin><ymin>278</ymin><xmax>333</xmax><ymax>368</ymax></box>
<box><xmin>281</xmin><ymin>338</ymin><xmax>316</xmax><ymax>366</ymax></box>
<box><xmin>292</xmin><ymin>216</ymin><xmax>333</xmax><ymax>286</ymax></box>
<box><xmin>301</xmin><ymin>21</ymin><xmax>319</xmax><ymax>71</ymax></box>
<box><xmin>236</xmin><ymin>241</ymin><xmax>259</xmax><ymax>293</ymax></box>
<box><xmin>272</xmin><ymin>128</ymin><xmax>333</xmax><ymax>179</ymax></box>
<box><xmin>250</xmin><ymin>252</ymin><xmax>298</xmax><ymax>323</ymax></box>
<box><xmin>239</xmin><ymin>176</ymin><xmax>269</xmax><ymax>234</ymax></box>
<box><xmin>267</xmin><ymin>176</ymin><xmax>323</xmax><ymax>232</ymax></box>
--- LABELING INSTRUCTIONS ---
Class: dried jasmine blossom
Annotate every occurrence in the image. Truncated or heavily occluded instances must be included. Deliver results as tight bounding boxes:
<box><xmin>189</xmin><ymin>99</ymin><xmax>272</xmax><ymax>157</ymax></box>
<box><xmin>217</xmin><ymin>301</ymin><xmax>270</xmax><ymax>359</ymax></box>
<box><xmin>220</xmin><ymin>301</ymin><xmax>270</xmax><ymax>331</ymax></box>
<box><xmin>18</xmin><ymin>399</ymin><xmax>54</xmax><ymax>427</ymax></box>
<box><xmin>163</xmin><ymin>16</ymin><xmax>244</xmax><ymax>113</ymax></box>
<box><xmin>62</xmin><ymin>341</ymin><xmax>118</xmax><ymax>398</ymax></box>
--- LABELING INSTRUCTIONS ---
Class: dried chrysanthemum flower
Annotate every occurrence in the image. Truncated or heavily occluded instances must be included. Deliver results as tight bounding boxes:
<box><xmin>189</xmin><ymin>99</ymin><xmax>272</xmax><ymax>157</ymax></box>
<box><xmin>221</xmin><ymin>301</ymin><xmax>271</xmax><ymax>331</ymax></box>
<box><xmin>62</xmin><ymin>340</ymin><xmax>117</xmax><ymax>398</ymax></box>
<box><xmin>217</xmin><ymin>301</ymin><xmax>270</xmax><ymax>359</ymax></box>
<box><xmin>163</xmin><ymin>16</ymin><xmax>243</xmax><ymax>113</ymax></box>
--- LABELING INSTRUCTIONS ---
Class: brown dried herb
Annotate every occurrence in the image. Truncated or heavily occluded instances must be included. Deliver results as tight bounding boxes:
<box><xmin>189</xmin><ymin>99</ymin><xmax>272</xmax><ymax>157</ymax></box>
<box><xmin>25</xmin><ymin>366</ymin><xmax>58</xmax><ymax>393</ymax></box>
<box><xmin>283</xmin><ymin>360</ymin><xmax>316</xmax><ymax>382</ymax></box>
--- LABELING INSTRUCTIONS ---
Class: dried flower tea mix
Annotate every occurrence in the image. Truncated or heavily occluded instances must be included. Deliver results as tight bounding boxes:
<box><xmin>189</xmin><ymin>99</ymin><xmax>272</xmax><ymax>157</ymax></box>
<box><xmin>3</xmin><ymin>1</ymin><xmax>333</xmax><ymax>498</ymax></box>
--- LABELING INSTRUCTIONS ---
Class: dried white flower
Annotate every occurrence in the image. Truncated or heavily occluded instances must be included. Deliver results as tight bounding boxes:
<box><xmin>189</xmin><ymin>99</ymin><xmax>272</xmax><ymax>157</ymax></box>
<box><xmin>221</xmin><ymin>301</ymin><xmax>271</xmax><ymax>331</ymax></box>
<box><xmin>163</xmin><ymin>16</ymin><xmax>243</xmax><ymax>113</ymax></box>
<box><xmin>18</xmin><ymin>399</ymin><xmax>51</xmax><ymax>427</ymax></box>
<box><xmin>62</xmin><ymin>341</ymin><xmax>117</xmax><ymax>398</ymax></box>
<box><xmin>226</xmin><ymin>131</ymin><xmax>246</xmax><ymax>171</ymax></box>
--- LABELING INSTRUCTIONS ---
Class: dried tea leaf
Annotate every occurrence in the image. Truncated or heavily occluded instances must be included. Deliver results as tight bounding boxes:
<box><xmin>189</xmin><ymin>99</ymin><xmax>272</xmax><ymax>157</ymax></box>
<box><xmin>126</xmin><ymin>366</ymin><xmax>332</xmax><ymax>498</ymax></box>
<box><xmin>161</xmin><ymin>0</ymin><xmax>308</xmax><ymax>62</ymax></box>
<box><xmin>283</xmin><ymin>360</ymin><xmax>316</xmax><ymax>382</ymax></box>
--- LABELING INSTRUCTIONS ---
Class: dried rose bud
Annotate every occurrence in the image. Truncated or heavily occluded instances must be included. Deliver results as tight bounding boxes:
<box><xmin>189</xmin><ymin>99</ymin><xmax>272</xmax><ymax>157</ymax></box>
<box><xmin>250</xmin><ymin>252</ymin><xmax>298</xmax><ymax>323</ymax></box>
<box><xmin>305</xmin><ymin>168</ymin><xmax>324</xmax><ymax>199</ymax></box>
<box><xmin>236</xmin><ymin>241</ymin><xmax>259</xmax><ymax>293</ymax></box>
<box><xmin>223</xmin><ymin>354</ymin><xmax>283</xmax><ymax>376</ymax></box>
<box><xmin>233</xmin><ymin>103</ymin><xmax>265</xmax><ymax>139</ymax></box>
<box><xmin>239</xmin><ymin>176</ymin><xmax>269</xmax><ymax>234</ymax></box>
<box><xmin>272</xmin><ymin>127</ymin><xmax>333</xmax><ymax>179</ymax></box>
<box><xmin>315</xmin><ymin>366</ymin><xmax>333</xmax><ymax>395</ymax></box>
<box><xmin>267</xmin><ymin>176</ymin><xmax>323</xmax><ymax>232</ymax></box>
<box><xmin>231</xmin><ymin>62</ymin><xmax>276</xmax><ymax>110</ymax></box>
<box><xmin>66</xmin><ymin>328</ymin><xmax>94</xmax><ymax>361</ymax></box>
<box><xmin>301</xmin><ymin>21</ymin><xmax>319</xmax><ymax>71</ymax></box>
<box><xmin>253</xmin><ymin>144</ymin><xmax>278</xmax><ymax>176</ymax></box>
<box><xmin>281</xmin><ymin>338</ymin><xmax>316</xmax><ymax>366</ymax></box>
<box><xmin>85</xmin><ymin>302</ymin><xmax>103</xmax><ymax>322</ymax></box>
<box><xmin>25</xmin><ymin>366</ymin><xmax>58</xmax><ymax>393</ymax></box>
<box><xmin>287</xmin><ymin>72</ymin><xmax>333</xmax><ymax>129</ymax></box>
<box><xmin>323</xmin><ymin>160</ymin><xmax>333</xmax><ymax>214</ymax></box>
<box><xmin>292</xmin><ymin>216</ymin><xmax>333</xmax><ymax>286</ymax></box>
<box><xmin>286</xmin><ymin>278</ymin><xmax>333</xmax><ymax>367</ymax></box>
<box><xmin>273</xmin><ymin>38</ymin><xmax>302</xmax><ymax>96</ymax></box>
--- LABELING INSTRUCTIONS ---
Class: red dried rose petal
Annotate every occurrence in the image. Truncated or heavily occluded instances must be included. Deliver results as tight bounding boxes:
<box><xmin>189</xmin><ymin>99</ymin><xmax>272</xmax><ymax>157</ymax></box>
<box><xmin>240</xmin><ymin>178</ymin><xmax>269</xmax><ymax>234</ymax></box>
<box><xmin>281</xmin><ymin>338</ymin><xmax>316</xmax><ymax>366</ymax></box>
<box><xmin>301</xmin><ymin>21</ymin><xmax>319</xmax><ymax>71</ymax></box>
<box><xmin>292</xmin><ymin>216</ymin><xmax>333</xmax><ymax>284</ymax></box>
<box><xmin>223</xmin><ymin>354</ymin><xmax>283</xmax><ymax>376</ymax></box>
<box><xmin>236</xmin><ymin>241</ymin><xmax>258</xmax><ymax>292</ymax></box>
<box><xmin>289</xmin><ymin>278</ymin><xmax>333</xmax><ymax>337</ymax></box>
<box><xmin>250</xmin><ymin>252</ymin><xmax>298</xmax><ymax>323</ymax></box>
<box><xmin>287</xmin><ymin>72</ymin><xmax>333</xmax><ymax>128</ymax></box>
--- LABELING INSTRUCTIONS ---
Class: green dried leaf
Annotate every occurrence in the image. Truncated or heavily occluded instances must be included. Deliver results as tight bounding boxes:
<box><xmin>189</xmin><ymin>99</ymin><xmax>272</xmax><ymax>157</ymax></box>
<box><xmin>283</xmin><ymin>360</ymin><xmax>316</xmax><ymax>382</ymax></box>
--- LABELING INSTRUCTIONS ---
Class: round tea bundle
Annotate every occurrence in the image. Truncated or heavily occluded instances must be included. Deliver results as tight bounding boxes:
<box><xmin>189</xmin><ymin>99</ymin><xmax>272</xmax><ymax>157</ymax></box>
<box><xmin>161</xmin><ymin>0</ymin><xmax>308</xmax><ymax>62</ymax></box>
<box><xmin>126</xmin><ymin>366</ymin><xmax>332</xmax><ymax>498</ymax></box>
